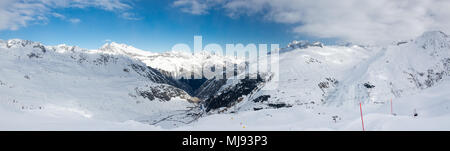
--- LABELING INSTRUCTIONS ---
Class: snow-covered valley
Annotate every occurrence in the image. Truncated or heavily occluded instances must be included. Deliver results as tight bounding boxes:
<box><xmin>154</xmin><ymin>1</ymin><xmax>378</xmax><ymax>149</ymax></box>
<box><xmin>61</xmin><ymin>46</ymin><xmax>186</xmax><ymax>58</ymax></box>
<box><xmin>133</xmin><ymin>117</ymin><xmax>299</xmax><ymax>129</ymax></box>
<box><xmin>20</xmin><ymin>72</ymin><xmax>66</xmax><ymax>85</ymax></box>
<box><xmin>1</xmin><ymin>31</ymin><xmax>449</xmax><ymax>130</ymax></box>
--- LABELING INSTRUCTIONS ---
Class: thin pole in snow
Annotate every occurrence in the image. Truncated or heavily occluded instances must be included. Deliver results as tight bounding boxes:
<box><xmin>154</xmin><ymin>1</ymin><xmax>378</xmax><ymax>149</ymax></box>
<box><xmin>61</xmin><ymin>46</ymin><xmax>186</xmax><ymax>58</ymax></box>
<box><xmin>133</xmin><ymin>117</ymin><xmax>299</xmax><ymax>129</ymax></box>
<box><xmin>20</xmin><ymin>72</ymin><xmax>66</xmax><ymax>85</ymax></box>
<box><xmin>360</xmin><ymin>102</ymin><xmax>365</xmax><ymax>131</ymax></box>
<box><xmin>390</xmin><ymin>98</ymin><xmax>393</xmax><ymax>115</ymax></box>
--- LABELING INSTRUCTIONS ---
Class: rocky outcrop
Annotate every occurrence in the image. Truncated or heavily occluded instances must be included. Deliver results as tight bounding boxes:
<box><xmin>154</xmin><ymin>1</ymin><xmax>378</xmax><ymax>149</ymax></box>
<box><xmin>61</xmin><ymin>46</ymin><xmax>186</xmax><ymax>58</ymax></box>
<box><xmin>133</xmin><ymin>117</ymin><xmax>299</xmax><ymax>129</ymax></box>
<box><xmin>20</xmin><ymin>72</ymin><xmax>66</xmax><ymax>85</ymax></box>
<box><xmin>203</xmin><ymin>76</ymin><xmax>264</xmax><ymax>112</ymax></box>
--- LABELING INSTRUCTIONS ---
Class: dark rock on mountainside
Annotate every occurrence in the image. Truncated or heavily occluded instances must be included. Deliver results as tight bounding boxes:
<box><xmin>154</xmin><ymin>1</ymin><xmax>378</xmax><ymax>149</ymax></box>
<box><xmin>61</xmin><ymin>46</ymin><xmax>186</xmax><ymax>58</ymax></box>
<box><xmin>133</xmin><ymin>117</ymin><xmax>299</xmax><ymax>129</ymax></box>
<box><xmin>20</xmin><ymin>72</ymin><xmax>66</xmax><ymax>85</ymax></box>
<box><xmin>129</xmin><ymin>63</ymin><xmax>192</xmax><ymax>93</ymax></box>
<box><xmin>203</xmin><ymin>76</ymin><xmax>264</xmax><ymax>112</ymax></box>
<box><xmin>194</xmin><ymin>77</ymin><xmax>228</xmax><ymax>100</ymax></box>
<box><xmin>267</xmin><ymin>103</ymin><xmax>292</xmax><ymax>109</ymax></box>
<box><xmin>135</xmin><ymin>85</ymin><xmax>192</xmax><ymax>102</ymax></box>
<box><xmin>363</xmin><ymin>82</ymin><xmax>375</xmax><ymax>89</ymax></box>
<box><xmin>252</xmin><ymin>95</ymin><xmax>270</xmax><ymax>103</ymax></box>
<box><xmin>179</xmin><ymin>77</ymin><xmax>208</xmax><ymax>94</ymax></box>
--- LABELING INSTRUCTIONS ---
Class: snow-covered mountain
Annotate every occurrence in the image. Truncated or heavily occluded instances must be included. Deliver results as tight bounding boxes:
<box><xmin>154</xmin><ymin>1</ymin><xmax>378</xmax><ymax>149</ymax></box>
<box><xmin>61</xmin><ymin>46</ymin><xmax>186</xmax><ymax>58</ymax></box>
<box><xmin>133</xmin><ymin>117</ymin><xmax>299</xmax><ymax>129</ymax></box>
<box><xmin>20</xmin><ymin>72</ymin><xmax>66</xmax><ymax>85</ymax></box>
<box><xmin>1</xmin><ymin>31</ymin><xmax>449</xmax><ymax>130</ymax></box>
<box><xmin>0</xmin><ymin>39</ymin><xmax>198</xmax><ymax>126</ymax></box>
<box><xmin>99</xmin><ymin>42</ymin><xmax>244</xmax><ymax>79</ymax></box>
<box><xmin>200</xmin><ymin>31</ymin><xmax>450</xmax><ymax>115</ymax></box>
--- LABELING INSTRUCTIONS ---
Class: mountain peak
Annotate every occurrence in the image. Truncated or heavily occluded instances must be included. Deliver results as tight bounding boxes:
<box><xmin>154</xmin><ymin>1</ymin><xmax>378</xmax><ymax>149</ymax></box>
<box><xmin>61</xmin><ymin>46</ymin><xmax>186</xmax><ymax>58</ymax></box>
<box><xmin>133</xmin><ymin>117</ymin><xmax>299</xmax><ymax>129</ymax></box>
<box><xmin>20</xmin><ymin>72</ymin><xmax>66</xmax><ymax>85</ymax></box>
<box><xmin>99</xmin><ymin>42</ymin><xmax>155</xmax><ymax>56</ymax></box>
<box><xmin>6</xmin><ymin>39</ymin><xmax>42</xmax><ymax>48</ymax></box>
<box><xmin>419</xmin><ymin>30</ymin><xmax>448</xmax><ymax>39</ymax></box>
<box><xmin>100</xmin><ymin>42</ymin><xmax>131</xmax><ymax>51</ymax></box>
<box><xmin>414</xmin><ymin>31</ymin><xmax>450</xmax><ymax>49</ymax></box>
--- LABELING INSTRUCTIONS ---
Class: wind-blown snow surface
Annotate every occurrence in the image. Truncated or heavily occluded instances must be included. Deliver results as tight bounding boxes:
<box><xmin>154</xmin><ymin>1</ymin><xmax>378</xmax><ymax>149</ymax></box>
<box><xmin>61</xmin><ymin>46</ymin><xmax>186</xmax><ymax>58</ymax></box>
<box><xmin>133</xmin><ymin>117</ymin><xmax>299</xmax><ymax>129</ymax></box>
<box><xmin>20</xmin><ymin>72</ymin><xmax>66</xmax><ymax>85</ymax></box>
<box><xmin>1</xmin><ymin>31</ymin><xmax>450</xmax><ymax>130</ymax></box>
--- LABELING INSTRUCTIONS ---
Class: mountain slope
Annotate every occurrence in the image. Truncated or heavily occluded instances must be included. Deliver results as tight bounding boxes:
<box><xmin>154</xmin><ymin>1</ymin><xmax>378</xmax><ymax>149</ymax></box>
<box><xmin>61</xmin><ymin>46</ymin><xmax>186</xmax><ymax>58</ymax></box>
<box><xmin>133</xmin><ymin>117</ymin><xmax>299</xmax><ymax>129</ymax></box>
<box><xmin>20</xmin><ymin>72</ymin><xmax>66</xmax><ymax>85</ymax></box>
<box><xmin>0</xmin><ymin>39</ymin><xmax>196</xmax><ymax>124</ymax></box>
<box><xmin>203</xmin><ymin>31</ymin><xmax>450</xmax><ymax>114</ymax></box>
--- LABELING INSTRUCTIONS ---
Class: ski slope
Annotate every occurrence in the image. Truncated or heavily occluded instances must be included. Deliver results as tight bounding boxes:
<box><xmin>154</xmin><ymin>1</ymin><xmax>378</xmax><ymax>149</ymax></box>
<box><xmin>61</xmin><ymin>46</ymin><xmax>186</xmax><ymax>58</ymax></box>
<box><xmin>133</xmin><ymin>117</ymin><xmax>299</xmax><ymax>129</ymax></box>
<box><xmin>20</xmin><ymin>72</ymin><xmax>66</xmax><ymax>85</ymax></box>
<box><xmin>2</xmin><ymin>79</ymin><xmax>448</xmax><ymax>130</ymax></box>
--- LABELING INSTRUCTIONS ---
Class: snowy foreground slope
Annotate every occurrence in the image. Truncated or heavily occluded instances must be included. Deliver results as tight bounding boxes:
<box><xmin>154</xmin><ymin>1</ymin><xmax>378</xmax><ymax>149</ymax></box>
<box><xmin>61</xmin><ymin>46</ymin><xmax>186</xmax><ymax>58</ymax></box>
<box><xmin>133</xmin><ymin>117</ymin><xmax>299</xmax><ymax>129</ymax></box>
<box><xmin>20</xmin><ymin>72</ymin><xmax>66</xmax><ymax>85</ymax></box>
<box><xmin>0</xmin><ymin>39</ymin><xmax>197</xmax><ymax>129</ymax></box>
<box><xmin>1</xmin><ymin>31</ymin><xmax>450</xmax><ymax>130</ymax></box>
<box><xmin>176</xmin><ymin>79</ymin><xmax>450</xmax><ymax>130</ymax></box>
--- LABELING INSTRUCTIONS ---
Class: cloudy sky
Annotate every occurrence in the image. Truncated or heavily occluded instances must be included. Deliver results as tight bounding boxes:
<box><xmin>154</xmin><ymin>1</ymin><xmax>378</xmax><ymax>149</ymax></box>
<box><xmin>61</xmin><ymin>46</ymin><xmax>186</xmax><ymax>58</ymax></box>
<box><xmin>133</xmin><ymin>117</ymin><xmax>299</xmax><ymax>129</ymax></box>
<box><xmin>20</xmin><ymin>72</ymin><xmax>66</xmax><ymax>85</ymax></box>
<box><xmin>1</xmin><ymin>0</ymin><xmax>449</xmax><ymax>51</ymax></box>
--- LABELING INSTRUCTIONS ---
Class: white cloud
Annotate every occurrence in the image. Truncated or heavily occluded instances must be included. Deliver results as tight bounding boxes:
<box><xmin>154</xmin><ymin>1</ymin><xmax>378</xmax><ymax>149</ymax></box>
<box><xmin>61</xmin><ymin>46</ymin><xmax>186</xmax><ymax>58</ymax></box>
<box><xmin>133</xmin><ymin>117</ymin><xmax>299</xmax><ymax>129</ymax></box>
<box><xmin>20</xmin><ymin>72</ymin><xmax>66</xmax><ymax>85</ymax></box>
<box><xmin>173</xmin><ymin>0</ymin><xmax>450</xmax><ymax>44</ymax></box>
<box><xmin>0</xmin><ymin>0</ymin><xmax>134</xmax><ymax>30</ymax></box>
<box><xmin>120</xmin><ymin>12</ymin><xmax>142</xmax><ymax>20</ymax></box>
<box><xmin>172</xmin><ymin>0</ymin><xmax>225</xmax><ymax>15</ymax></box>
<box><xmin>52</xmin><ymin>13</ymin><xmax>65</xmax><ymax>19</ymax></box>
<box><xmin>173</xmin><ymin>0</ymin><xmax>209</xmax><ymax>15</ymax></box>
<box><xmin>38</xmin><ymin>0</ymin><xmax>131</xmax><ymax>11</ymax></box>
<box><xmin>69</xmin><ymin>18</ymin><xmax>81</xmax><ymax>24</ymax></box>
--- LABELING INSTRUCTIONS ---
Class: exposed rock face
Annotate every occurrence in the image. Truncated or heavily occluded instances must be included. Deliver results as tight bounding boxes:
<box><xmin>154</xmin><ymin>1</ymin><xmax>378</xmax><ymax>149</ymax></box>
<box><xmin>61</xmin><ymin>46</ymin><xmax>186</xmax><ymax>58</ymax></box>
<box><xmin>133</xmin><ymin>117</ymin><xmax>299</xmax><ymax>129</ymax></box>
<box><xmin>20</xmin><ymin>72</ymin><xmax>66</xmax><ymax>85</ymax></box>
<box><xmin>406</xmin><ymin>68</ymin><xmax>447</xmax><ymax>89</ymax></box>
<box><xmin>203</xmin><ymin>76</ymin><xmax>264</xmax><ymax>112</ymax></box>
<box><xmin>288</xmin><ymin>40</ymin><xmax>324</xmax><ymax>49</ymax></box>
<box><xmin>179</xmin><ymin>77</ymin><xmax>208</xmax><ymax>95</ymax></box>
<box><xmin>135</xmin><ymin>85</ymin><xmax>192</xmax><ymax>102</ymax></box>
<box><xmin>194</xmin><ymin>78</ymin><xmax>228</xmax><ymax>100</ymax></box>
<box><xmin>128</xmin><ymin>63</ymin><xmax>193</xmax><ymax>93</ymax></box>
<box><xmin>252</xmin><ymin>95</ymin><xmax>270</xmax><ymax>103</ymax></box>
<box><xmin>318</xmin><ymin>77</ymin><xmax>339</xmax><ymax>102</ymax></box>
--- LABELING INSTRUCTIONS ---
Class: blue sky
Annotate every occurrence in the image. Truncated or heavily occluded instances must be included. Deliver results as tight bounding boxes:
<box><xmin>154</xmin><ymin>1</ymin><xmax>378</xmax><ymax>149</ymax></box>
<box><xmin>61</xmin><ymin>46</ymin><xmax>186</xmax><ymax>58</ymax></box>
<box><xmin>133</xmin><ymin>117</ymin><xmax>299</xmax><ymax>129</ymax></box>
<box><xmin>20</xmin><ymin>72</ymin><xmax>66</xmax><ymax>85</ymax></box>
<box><xmin>0</xmin><ymin>0</ymin><xmax>334</xmax><ymax>52</ymax></box>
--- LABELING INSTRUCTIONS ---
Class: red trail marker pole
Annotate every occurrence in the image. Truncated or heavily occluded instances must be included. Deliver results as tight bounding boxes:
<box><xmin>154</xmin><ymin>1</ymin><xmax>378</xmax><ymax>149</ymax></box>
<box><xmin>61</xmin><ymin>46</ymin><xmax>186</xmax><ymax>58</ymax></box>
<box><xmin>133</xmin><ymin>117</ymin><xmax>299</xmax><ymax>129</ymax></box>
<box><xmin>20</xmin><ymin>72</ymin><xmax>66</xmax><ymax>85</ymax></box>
<box><xmin>360</xmin><ymin>102</ymin><xmax>365</xmax><ymax>131</ymax></box>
